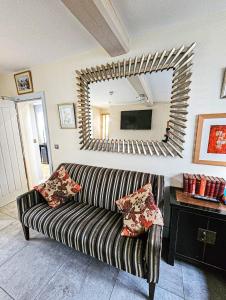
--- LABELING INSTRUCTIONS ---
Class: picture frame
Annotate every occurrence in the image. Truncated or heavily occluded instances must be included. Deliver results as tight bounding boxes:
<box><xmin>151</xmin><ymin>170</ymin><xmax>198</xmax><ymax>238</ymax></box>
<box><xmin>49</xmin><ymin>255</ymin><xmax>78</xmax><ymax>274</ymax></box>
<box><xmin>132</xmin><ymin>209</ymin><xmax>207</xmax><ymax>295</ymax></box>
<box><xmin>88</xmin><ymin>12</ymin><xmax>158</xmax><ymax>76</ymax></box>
<box><xmin>193</xmin><ymin>114</ymin><xmax>226</xmax><ymax>166</ymax></box>
<box><xmin>14</xmin><ymin>70</ymin><xmax>33</xmax><ymax>95</ymax></box>
<box><xmin>221</xmin><ymin>69</ymin><xmax>226</xmax><ymax>98</ymax></box>
<box><xmin>58</xmin><ymin>103</ymin><xmax>77</xmax><ymax>129</ymax></box>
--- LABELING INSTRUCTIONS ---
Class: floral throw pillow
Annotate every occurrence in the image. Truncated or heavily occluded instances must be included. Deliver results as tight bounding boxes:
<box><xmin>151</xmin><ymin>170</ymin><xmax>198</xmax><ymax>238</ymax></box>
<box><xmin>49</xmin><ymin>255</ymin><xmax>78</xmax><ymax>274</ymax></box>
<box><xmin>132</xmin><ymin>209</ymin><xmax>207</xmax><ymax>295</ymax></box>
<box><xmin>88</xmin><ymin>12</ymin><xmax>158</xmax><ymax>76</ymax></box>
<box><xmin>116</xmin><ymin>183</ymin><xmax>163</xmax><ymax>237</ymax></box>
<box><xmin>34</xmin><ymin>166</ymin><xmax>81</xmax><ymax>208</ymax></box>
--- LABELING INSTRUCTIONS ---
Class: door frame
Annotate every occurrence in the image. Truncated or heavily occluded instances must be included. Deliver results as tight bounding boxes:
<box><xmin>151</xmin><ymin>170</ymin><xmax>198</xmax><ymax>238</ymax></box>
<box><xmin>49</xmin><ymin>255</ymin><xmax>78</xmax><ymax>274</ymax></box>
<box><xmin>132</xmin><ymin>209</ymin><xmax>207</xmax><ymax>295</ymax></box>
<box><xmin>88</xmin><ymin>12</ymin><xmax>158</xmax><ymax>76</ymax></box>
<box><xmin>14</xmin><ymin>91</ymin><xmax>53</xmax><ymax>177</ymax></box>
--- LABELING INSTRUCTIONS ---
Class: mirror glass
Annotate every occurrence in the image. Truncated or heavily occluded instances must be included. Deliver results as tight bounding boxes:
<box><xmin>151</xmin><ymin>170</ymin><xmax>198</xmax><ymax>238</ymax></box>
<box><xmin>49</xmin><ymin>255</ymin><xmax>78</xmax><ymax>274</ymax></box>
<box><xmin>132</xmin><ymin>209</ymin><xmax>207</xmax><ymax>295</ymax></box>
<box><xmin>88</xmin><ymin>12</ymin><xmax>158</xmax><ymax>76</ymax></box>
<box><xmin>90</xmin><ymin>70</ymin><xmax>173</xmax><ymax>141</ymax></box>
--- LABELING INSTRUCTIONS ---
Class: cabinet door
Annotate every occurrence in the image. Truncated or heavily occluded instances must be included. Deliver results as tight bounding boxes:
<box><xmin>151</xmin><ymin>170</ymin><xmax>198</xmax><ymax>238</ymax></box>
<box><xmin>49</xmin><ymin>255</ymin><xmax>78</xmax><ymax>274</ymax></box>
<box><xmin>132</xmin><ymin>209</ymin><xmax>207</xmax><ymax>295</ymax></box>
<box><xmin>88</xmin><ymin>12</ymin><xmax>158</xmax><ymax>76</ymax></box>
<box><xmin>204</xmin><ymin>218</ymin><xmax>226</xmax><ymax>270</ymax></box>
<box><xmin>176</xmin><ymin>211</ymin><xmax>208</xmax><ymax>261</ymax></box>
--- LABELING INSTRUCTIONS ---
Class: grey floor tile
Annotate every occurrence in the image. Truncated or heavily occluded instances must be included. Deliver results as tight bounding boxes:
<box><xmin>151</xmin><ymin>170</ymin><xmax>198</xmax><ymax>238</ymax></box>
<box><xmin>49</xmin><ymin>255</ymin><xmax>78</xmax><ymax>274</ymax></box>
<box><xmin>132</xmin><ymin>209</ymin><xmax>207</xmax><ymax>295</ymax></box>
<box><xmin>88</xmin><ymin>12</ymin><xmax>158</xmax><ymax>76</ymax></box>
<box><xmin>0</xmin><ymin>213</ymin><xmax>16</xmax><ymax>231</ymax></box>
<box><xmin>158</xmin><ymin>260</ymin><xmax>184</xmax><ymax>298</ymax></box>
<box><xmin>110</xmin><ymin>282</ymin><xmax>146</xmax><ymax>300</ymax></box>
<box><xmin>35</xmin><ymin>251</ymin><xmax>92</xmax><ymax>300</ymax></box>
<box><xmin>38</xmin><ymin>254</ymin><xmax>118</xmax><ymax>300</ymax></box>
<box><xmin>154</xmin><ymin>286</ymin><xmax>184</xmax><ymax>300</ymax></box>
<box><xmin>181</xmin><ymin>261</ymin><xmax>210</xmax><ymax>300</ymax></box>
<box><xmin>76</xmin><ymin>258</ymin><xmax>118</xmax><ymax>300</ymax></box>
<box><xmin>110</xmin><ymin>270</ymin><xmax>148</xmax><ymax>300</ymax></box>
<box><xmin>110</xmin><ymin>280</ymin><xmax>146</xmax><ymax>300</ymax></box>
<box><xmin>205</xmin><ymin>270</ymin><xmax>226</xmax><ymax>300</ymax></box>
<box><xmin>0</xmin><ymin>221</ymin><xmax>46</xmax><ymax>266</ymax></box>
<box><xmin>181</xmin><ymin>261</ymin><xmax>226</xmax><ymax>300</ymax></box>
<box><xmin>0</xmin><ymin>237</ymin><xmax>73</xmax><ymax>300</ymax></box>
<box><xmin>0</xmin><ymin>221</ymin><xmax>28</xmax><ymax>266</ymax></box>
<box><xmin>0</xmin><ymin>288</ymin><xmax>13</xmax><ymax>300</ymax></box>
<box><xmin>0</xmin><ymin>201</ymin><xmax>18</xmax><ymax>219</ymax></box>
<box><xmin>110</xmin><ymin>270</ymin><xmax>184</xmax><ymax>300</ymax></box>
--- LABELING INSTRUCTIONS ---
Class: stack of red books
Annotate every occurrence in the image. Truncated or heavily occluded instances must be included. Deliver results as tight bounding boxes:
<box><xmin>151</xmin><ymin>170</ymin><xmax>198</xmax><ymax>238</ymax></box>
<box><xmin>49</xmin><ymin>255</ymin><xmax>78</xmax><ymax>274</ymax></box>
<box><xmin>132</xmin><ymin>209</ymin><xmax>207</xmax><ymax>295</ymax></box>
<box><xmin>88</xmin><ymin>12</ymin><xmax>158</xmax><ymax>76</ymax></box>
<box><xmin>183</xmin><ymin>174</ymin><xmax>226</xmax><ymax>199</ymax></box>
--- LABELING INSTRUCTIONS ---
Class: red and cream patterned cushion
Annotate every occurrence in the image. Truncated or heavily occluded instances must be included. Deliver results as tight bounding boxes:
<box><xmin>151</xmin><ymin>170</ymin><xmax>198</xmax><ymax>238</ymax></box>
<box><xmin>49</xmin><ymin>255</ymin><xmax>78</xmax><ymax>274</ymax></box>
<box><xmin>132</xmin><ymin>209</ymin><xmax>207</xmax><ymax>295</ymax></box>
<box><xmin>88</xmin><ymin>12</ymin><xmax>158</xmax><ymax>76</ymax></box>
<box><xmin>116</xmin><ymin>183</ymin><xmax>163</xmax><ymax>237</ymax></box>
<box><xmin>34</xmin><ymin>166</ymin><xmax>81</xmax><ymax>208</ymax></box>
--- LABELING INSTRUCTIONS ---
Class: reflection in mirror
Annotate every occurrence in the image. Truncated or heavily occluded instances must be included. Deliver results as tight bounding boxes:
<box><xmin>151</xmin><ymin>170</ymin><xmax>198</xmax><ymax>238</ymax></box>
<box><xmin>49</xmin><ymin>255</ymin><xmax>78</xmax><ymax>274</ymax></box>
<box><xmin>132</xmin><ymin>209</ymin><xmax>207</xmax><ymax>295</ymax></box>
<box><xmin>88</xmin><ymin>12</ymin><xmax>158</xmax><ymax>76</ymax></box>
<box><xmin>90</xmin><ymin>70</ymin><xmax>173</xmax><ymax>141</ymax></box>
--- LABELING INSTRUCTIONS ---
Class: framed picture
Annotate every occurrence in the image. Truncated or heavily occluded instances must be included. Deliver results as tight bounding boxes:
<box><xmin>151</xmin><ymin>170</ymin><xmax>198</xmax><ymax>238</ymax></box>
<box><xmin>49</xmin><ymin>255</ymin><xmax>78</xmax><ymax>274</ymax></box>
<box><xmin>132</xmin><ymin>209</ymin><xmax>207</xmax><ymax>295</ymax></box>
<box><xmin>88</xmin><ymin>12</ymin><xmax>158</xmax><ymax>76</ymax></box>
<box><xmin>58</xmin><ymin>103</ymin><xmax>76</xmax><ymax>129</ymax></box>
<box><xmin>221</xmin><ymin>69</ymin><xmax>226</xmax><ymax>98</ymax></box>
<box><xmin>14</xmin><ymin>70</ymin><xmax>33</xmax><ymax>95</ymax></box>
<box><xmin>193</xmin><ymin>114</ymin><xmax>226</xmax><ymax>166</ymax></box>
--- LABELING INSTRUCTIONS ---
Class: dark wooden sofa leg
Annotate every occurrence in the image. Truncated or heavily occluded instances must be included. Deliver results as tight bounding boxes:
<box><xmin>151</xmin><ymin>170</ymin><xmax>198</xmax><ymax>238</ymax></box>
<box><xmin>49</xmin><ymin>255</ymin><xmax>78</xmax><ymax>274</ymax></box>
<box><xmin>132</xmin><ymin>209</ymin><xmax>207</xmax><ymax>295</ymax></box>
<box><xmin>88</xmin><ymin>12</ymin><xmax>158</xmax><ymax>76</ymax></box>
<box><xmin>22</xmin><ymin>224</ymin><xmax>29</xmax><ymax>240</ymax></box>
<box><xmin>149</xmin><ymin>283</ymin><xmax>155</xmax><ymax>300</ymax></box>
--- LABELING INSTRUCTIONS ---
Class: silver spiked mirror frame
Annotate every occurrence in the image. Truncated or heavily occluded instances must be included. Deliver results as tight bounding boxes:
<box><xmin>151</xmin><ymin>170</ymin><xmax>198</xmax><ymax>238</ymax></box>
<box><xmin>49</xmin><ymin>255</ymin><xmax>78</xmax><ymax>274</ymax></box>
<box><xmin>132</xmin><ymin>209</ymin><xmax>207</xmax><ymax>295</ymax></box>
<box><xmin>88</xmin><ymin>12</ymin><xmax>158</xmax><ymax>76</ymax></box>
<box><xmin>76</xmin><ymin>43</ymin><xmax>196</xmax><ymax>157</ymax></box>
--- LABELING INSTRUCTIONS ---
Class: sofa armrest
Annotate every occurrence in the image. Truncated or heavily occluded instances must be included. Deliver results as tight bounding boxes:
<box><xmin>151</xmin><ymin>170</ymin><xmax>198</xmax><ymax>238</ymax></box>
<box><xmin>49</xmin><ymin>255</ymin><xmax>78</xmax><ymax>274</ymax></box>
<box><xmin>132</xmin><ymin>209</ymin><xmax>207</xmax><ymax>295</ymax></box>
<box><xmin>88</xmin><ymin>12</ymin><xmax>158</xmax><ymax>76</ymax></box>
<box><xmin>152</xmin><ymin>175</ymin><xmax>165</xmax><ymax>208</ymax></box>
<box><xmin>145</xmin><ymin>224</ymin><xmax>163</xmax><ymax>283</ymax></box>
<box><xmin>17</xmin><ymin>190</ymin><xmax>45</xmax><ymax>222</ymax></box>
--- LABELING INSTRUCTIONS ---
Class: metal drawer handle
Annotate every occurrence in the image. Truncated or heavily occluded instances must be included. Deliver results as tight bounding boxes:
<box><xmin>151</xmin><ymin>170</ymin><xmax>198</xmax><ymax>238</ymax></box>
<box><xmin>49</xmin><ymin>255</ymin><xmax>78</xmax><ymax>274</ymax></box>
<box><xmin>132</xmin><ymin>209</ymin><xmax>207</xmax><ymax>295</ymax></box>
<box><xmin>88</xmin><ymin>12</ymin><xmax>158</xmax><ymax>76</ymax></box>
<box><xmin>197</xmin><ymin>228</ymin><xmax>216</xmax><ymax>245</ymax></box>
<box><xmin>200</xmin><ymin>231</ymin><xmax>206</xmax><ymax>241</ymax></box>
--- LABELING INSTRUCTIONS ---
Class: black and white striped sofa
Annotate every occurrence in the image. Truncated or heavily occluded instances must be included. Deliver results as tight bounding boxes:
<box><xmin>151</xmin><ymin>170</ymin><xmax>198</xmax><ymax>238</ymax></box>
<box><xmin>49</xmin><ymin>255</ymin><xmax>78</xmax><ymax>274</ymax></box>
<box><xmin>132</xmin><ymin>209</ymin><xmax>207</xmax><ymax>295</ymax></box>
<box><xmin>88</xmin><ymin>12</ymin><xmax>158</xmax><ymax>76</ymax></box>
<box><xmin>17</xmin><ymin>163</ymin><xmax>164</xmax><ymax>300</ymax></box>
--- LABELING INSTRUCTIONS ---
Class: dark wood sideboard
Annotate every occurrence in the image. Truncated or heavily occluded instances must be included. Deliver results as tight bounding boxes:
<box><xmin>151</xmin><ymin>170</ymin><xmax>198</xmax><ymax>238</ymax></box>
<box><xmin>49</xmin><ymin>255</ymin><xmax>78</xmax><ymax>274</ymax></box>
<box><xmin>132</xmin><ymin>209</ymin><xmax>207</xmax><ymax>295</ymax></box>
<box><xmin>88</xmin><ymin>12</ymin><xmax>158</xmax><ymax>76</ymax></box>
<box><xmin>168</xmin><ymin>187</ymin><xmax>226</xmax><ymax>272</ymax></box>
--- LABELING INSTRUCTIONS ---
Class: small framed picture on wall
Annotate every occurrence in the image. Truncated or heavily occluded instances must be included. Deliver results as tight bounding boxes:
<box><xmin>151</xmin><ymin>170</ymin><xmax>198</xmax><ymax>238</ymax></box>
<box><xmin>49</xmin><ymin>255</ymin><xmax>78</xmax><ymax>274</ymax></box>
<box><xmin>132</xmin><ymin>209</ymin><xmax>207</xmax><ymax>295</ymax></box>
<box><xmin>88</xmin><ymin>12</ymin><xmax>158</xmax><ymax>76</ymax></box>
<box><xmin>193</xmin><ymin>113</ymin><xmax>226</xmax><ymax>166</ymax></box>
<box><xmin>58</xmin><ymin>103</ymin><xmax>77</xmax><ymax>129</ymax></box>
<box><xmin>14</xmin><ymin>70</ymin><xmax>33</xmax><ymax>95</ymax></box>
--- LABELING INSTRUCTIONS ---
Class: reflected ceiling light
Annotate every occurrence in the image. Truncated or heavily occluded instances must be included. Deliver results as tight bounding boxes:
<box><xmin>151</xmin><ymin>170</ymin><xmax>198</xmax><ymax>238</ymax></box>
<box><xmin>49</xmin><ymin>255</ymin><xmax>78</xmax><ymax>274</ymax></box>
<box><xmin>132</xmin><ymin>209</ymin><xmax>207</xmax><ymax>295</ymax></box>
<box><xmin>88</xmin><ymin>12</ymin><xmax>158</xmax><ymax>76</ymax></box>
<box><xmin>136</xmin><ymin>94</ymin><xmax>147</xmax><ymax>102</ymax></box>
<box><xmin>136</xmin><ymin>93</ymin><xmax>153</xmax><ymax>107</ymax></box>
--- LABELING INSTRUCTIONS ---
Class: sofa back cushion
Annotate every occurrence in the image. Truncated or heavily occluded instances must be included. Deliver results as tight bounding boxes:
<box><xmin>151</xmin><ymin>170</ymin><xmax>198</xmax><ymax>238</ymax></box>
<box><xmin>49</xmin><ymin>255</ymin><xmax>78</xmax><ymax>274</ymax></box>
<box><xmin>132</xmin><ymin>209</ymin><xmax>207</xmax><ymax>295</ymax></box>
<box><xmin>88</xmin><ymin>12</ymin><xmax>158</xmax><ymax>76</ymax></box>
<box><xmin>61</xmin><ymin>163</ymin><xmax>164</xmax><ymax>212</ymax></box>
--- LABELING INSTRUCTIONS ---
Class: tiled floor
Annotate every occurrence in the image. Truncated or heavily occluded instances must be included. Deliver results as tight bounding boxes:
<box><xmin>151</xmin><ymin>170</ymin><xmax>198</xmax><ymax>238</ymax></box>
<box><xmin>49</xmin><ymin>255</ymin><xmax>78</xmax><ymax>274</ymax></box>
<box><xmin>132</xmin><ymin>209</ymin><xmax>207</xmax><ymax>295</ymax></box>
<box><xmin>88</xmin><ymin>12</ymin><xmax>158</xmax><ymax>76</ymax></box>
<box><xmin>0</xmin><ymin>202</ymin><xmax>225</xmax><ymax>300</ymax></box>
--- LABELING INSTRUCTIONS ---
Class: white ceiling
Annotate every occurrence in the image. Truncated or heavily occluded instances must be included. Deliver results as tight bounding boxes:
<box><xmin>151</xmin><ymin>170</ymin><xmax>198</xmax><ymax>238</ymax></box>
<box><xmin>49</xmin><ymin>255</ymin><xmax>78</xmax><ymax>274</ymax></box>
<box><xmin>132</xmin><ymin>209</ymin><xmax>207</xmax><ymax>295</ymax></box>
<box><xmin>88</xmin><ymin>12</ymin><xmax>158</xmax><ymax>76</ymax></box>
<box><xmin>1</xmin><ymin>0</ymin><xmax>226</xmax><ymax>72</ymax></box>
<box><xmin>90</xmin><ymin>77</ymin><xmax>136</xmax><ymax>107</ymax></box>
<box><xmin>146</xmin><ymin>70</ymin><xmax>173</xmax><ymax>102</ymax></box>
<box><xmin>112</xmin><ymin>0</ymin><xmax>226</xmax><ymax>37</ymax></box>
<box><xmin>0</xmin><ymin>0</ymin><xmax>98</xmax><ymax>72</ymax></box>
<box><xmin>90</xmin><ymin>70</ymin><xmax>173</xmax><ymax>107</ymax></box>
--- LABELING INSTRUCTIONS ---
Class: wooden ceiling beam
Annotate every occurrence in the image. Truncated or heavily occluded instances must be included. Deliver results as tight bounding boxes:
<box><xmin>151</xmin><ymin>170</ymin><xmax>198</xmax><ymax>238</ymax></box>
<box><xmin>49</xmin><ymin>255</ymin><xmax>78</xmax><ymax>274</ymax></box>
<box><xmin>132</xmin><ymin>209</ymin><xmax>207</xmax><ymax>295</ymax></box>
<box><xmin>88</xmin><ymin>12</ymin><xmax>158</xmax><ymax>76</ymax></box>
<box><xmin>61</xmin><ymin>0</ymin><xmax>129</xmax><ymax>57</ymax></box>
<box><xmin>127</xmin><ymin>75</ymin><xmax>154</xmax><ymax>105</ymax></box>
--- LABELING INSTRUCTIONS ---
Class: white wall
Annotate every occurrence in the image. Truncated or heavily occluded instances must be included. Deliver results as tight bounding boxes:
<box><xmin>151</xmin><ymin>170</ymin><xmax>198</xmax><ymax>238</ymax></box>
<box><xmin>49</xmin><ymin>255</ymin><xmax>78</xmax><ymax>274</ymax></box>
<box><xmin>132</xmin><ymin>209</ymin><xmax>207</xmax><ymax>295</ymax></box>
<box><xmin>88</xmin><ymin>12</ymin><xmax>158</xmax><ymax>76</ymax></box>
<box><xmin>92</xmin><ymin>106</ymin><xmax>102</xmax><ymax>138</ymax></box>
<box><xmin>93</xmin><ymin>103</ymin><xmax>169</xmax><ymax>140</ymax></box>
<box><xmin>0</xmin><ymin>12</ymin><xmax>226</xmax><ymax>186</ymax></box>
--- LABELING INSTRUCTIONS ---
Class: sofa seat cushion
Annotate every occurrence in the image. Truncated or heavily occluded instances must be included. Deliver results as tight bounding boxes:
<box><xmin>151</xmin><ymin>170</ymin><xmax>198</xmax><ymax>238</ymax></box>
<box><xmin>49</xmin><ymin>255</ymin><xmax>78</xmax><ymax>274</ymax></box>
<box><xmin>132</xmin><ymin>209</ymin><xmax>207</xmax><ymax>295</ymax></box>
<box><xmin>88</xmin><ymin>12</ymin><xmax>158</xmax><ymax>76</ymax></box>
<box><xmin>22</xmin><ymin>201</ymin><xmax>146</xmax><ymax>277</ymax></box>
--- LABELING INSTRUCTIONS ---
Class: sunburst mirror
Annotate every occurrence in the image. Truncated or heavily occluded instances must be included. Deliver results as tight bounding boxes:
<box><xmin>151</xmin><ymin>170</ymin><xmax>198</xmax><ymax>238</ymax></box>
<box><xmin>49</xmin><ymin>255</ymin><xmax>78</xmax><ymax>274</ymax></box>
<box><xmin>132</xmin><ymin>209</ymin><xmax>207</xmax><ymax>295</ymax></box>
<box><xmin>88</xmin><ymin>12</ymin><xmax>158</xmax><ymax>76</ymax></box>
<box><xmin>76</xmin><ymin>43</ymin><xmax>196</xmax><ymax>157</ymax></box>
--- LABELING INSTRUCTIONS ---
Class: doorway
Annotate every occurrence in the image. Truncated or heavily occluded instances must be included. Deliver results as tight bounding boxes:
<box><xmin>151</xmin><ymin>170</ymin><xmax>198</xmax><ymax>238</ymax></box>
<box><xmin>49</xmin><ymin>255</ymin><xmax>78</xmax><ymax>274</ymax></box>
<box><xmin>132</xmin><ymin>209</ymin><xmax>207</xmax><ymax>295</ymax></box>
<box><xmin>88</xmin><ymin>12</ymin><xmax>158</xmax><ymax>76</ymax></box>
<box><xmin>16</xmin><ymin>92</ymin><xmax>52</xmax><ymax>189</ymax></box>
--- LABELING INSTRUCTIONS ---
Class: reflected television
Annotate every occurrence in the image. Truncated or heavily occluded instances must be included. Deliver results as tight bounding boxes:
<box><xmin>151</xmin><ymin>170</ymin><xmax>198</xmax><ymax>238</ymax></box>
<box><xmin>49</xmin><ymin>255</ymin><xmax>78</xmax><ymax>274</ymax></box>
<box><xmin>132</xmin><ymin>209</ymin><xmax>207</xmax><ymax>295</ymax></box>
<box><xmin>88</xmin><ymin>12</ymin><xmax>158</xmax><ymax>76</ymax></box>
<box><xmin>120</xmin><ymin>110</ymin><xmax>152</xmax><ymax>130</ymax></box>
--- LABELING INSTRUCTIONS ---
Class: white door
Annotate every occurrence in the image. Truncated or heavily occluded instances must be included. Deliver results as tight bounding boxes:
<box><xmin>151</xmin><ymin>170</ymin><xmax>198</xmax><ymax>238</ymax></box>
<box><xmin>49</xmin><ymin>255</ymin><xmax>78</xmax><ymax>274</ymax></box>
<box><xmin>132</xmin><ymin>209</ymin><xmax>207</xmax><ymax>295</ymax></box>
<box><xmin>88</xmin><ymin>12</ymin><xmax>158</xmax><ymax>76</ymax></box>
<box><xmin>0</xmin><ymin>100</ymin><xmax>27</xmax><ymax>207</ymax></box>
